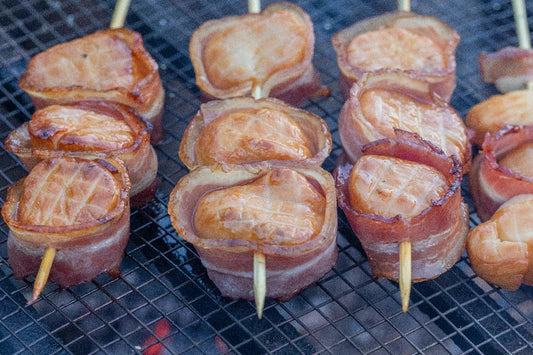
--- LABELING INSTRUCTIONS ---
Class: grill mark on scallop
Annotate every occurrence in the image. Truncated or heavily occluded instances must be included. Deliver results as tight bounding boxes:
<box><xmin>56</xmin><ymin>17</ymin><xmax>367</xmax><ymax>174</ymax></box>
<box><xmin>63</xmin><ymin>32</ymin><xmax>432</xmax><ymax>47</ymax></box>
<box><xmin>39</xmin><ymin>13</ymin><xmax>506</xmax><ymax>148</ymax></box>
<box><xmin>360</xmin><ymin>89</ymin><xmax>466</xmax><ymax>161</ymax></box>
<box><xmin>17</xmin><ymin>159</ymin><xmax>119</xmax><ymax>226</ymax></box>
<box><xmin>350</xmin><ymin>156</ymin><xmax>448</xmax><ymax>218</ymax></box>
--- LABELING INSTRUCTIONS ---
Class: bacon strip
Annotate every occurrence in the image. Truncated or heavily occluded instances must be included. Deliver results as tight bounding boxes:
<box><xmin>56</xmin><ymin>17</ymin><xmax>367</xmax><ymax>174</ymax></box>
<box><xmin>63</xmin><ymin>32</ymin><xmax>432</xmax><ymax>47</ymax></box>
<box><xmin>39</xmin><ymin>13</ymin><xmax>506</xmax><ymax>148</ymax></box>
<box><xmin>1</xmin><ymin>157</ymin><xmax>131</xmax><ymax>288</ymax></box>
<box><xmin>332</xmin><ymin>11</ymin><xmax>459</xmax><ymax>102</ymax></box>
<box><xmin>468</xmin><ymin>125</ymin><xmax>533</xmax><ymax>222</ymax></box>
<box><xmin>179</xmin><ymin>97</ymin><xmax>331</xmax><ymax>169</ymax></box>
<box><xmin>335</xmin><ymin>131</ymin><xmax>469</xmax><ymax>281</ymax></box>
<box><xmin>19</xmin><ymin>28</ymin><xmax>165</xmax><ymax>144</ymax></box>
<box><xmin>168</xmin><ymin>163</ymin><xmax>338</xmax><ymax>301</ymax></box>
<box><xmin>479</xmin><ymin>47</ymin><xmax>533</xmax><ymax>93</ymax></box>
<box><xmin>5</xmin><ymin>101</ymin><xmax>158</xmax><ymax>206</ymax></box>
<box><xmin>189</xmin><ymin>2</ymin><xmax>326</xmax><ymax>106</ymax></box>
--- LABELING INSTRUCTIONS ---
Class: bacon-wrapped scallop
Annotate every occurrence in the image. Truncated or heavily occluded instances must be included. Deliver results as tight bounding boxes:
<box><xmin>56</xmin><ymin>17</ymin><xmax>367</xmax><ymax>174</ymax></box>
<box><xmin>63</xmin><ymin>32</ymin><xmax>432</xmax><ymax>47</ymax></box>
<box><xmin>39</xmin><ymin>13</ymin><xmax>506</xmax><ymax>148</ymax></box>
<box><xmin>1</xmin><ymin>156</ymin><xmax>131</xmax><ymax>290</ymax></box>
<box><xmin>18</xmin><ymin>28</ymin><xmax>165</xmax><ymax>144</ymax></box>
<box><xmin>465</xmin><ymin>89</ymin><xmax>533</xmax><ymax>146</ymax></box>
<box><xmin>335</xmin><ymin>131</ymin><xmax>469</xmax><ymax>281</ymax></box>
<box><xmin>338</xmin><ymin>71</ymin><xmax>471</xmax><ymax>170</ymax></box>
<box><xmin>189</xmin><ymin>2</ymin><xmax>326</xmax><ymax>106</ymax></box>
<box><xmin>467</xmin><ymin>194</ymin><xmax>533</xmax><ymax>290</ymax></box>
<box><xmin>179</xmin><ymin>97</ymin><xmax>331</xmax><ymax>169</ymax></box>
<box><xmin>332</xmin><ymin>11</ymin><xmax>459</xmax><ymax>102</ymax></box>
<box><xmin>168</xmin><ymin>163</ymin><xmax>337</xmax><ymax>302</ymax></box>
<box><xmin>469</xmin><ymin>125</ymin><xmax>533</xmax><ymax>222</ymax></box>
<box><xmin>5</xmin><ymin>101</ymin><xmax>158</xmax><ymax>207</ymax></box>
<box><xmin>479</xmin><ymin>47</ymin><xmax>533</xmax><ymax>93</ymax></box>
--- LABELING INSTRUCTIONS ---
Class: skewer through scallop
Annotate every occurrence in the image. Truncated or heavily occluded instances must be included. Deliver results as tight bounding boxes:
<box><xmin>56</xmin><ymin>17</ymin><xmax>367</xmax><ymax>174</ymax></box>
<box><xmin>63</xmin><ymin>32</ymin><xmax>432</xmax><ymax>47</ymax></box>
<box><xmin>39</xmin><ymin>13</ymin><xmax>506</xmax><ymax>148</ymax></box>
<box><xmin>29</xmin><ymin>0</ymin><xmax>133</xmax><ymax>304</ymax></box>
<box><xmin>248</xmin><ymin>0</ymin><xmax>266</xmax><ymax>320</ymax></box>
<box><xmin>398</xmin><ymin>0</ymin><xmax>412</xmax><ymax>314</ymax></box>
<box><xmin>333</xmin><ymin>0</ymin><xmax>468</xmax><ymax>313</ymax></box>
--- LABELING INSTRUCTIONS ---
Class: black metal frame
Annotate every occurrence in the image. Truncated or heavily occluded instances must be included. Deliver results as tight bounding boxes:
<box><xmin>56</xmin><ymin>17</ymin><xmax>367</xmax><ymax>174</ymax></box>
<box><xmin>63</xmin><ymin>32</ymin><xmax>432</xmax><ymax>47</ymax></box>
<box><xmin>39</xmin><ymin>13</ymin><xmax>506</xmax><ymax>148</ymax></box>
<box><xmin>1</xmin><ymin>0</ymin><xmax>533</xmax><ymax>353</ymax></box>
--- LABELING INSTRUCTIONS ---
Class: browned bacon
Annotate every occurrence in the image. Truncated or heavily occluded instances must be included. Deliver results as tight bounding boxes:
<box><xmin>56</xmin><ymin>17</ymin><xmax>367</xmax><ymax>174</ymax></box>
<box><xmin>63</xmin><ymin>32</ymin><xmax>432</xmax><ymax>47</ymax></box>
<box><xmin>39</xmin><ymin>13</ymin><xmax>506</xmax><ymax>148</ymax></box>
<box><xmin>168</xmin><ymin>164</ymin><xmax>337</xmax><ymax>301</ymax></box>
<box><xmin>332</xmin><ymin>11</ymin><xmax>459</xmax><ymax>102</ymax></box>
<box><xmin>338</xmin><ymin>71</ymin><xmax>471</xmax><ymax>171</ymax></box>
<box><xmin>467</xmin><ymin>194</ymin><xmax>533</xmax><ymax>290</ymax></box>
<box><xmin>479</xmin><ymin>47</ymin><xmax>533</xmax><ymax>93</ymax></box>
<box><xmin>179</xmin><ymin>97</ymin><xmax>331</xmax><ymax>169</ymax></box>
<box><xmin>5</xmin><ymin>101</ymin><xmax>158</xmax><ymax>206</ymax></box>
<box><xmin>18</xmin><ymin>28</ymin><xmax>165</xmax><ymax>144</ymax></box>
<box><xmin>335</xmin><ymin>131</ymin><xmax>469</xmax><ymax>281</ymax></box>
<box><xmin>1</xmin><ymin>157</ymin><xmax>131</xmax><ymax>288</ymax></box>
<box><xmin>469</xmin><ymin>125</ymin><xmax>533</xmax><ymax>222</ymax></box>
<box><xmin>189</xmin><ymin>2</ymin><xmax>327</xmax><ymax>106</ymax></box>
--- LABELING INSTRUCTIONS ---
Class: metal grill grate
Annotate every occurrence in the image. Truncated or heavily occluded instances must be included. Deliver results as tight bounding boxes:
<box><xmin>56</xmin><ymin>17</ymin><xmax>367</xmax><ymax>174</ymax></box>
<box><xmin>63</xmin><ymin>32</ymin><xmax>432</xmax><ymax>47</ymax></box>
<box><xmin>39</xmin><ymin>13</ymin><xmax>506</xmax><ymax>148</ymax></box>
<box><xmin>1</xmin><ymin>0</ymin><xmax>533</xmax><ymax>353</ymax></box>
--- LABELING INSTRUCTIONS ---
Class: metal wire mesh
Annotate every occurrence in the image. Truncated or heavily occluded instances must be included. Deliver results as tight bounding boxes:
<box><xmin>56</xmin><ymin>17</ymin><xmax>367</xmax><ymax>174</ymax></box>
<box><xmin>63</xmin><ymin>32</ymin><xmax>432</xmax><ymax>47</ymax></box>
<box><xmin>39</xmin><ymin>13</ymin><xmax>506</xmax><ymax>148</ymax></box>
<box><xmin>1</xmin><ymin>0</ymin><xmax>533</xmax><ymax>353</ymax></box>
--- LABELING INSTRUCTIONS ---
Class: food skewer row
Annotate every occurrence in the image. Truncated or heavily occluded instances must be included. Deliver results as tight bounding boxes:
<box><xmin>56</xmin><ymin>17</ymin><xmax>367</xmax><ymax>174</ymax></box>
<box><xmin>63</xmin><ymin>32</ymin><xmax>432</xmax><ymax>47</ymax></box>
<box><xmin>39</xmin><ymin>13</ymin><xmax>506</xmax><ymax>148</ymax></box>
<box><xmin>29</xmin><ymin>0</ymin><xmax>133</xmax><ymax>305</ymax></box>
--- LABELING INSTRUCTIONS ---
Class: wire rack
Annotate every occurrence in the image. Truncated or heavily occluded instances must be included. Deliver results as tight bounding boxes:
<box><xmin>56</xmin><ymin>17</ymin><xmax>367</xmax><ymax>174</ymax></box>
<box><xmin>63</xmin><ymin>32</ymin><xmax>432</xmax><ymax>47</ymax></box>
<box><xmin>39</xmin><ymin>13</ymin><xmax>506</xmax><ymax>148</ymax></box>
<box><xmin>1</xmin><ymin>0</ymin><xmax>533</xmax><ymax>353</ymax></box>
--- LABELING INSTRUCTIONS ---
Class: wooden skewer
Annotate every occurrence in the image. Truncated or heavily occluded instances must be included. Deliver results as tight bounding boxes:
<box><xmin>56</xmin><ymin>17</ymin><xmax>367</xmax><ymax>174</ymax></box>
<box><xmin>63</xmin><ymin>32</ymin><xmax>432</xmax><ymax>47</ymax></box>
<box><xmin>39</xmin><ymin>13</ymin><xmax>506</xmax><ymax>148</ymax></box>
<box><xmin>247</xmin><ymin>0</ymin><xmax>266</xmax><ymax>319</ymax></box>
<box><xmin>399</xmin><ymin>241</ymin><xmax>411</xmax><ymax>312</ymax></box>
<box><xmin>248</xmin><ymin>0</ymin><xmax>261</xmax><ymax>14</ymax></box>
<box><xmin>396</xmin><ymin>0</ymin><xmax>412</xmax><ymax>313</ymax></box>
<box><xmin>512</xmin><ymin>0</ymin><xmax>533</xmax><ymax>90</ymax></box>
<box><xmin>512</xmin><ymin>0</ymin><xmax>531</xmax><ymax>49</ymax></box>
<box><xmin>110</xmin><ymin>0</ymin><xmax>132</xmax><ymax>29</ymax></box>
<box><xmin>253</xmin><ymin>252</ymin><xmax>266</xmax><ymax>319</ymax></box>
<box><xmin>251</xmin><ymin>82</ymin><xmax>266</xmax><ymax>319</ymax></box>
<box><xmin>28</xmin><ymin>247</ymin><xmax>55</xmax><ymax>305</ymax></box>
<box><xmin>397</xmin><ymin>0</ymin><xmax>410</xmax><ymax>12</ymax></box>
<box><xmin>29</xmin><ymin>0</ymin><xmax>133</xmax><ymax>306</ymax></box>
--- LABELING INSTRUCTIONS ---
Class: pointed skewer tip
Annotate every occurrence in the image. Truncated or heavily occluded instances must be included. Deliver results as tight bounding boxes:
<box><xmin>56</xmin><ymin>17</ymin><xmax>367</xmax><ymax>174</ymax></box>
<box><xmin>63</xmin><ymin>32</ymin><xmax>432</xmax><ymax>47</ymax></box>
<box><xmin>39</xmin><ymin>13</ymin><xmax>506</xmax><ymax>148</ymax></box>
<box><xmin>253</xmin><ymin>252</ymin><xmax>266</xmax><ymax>319</ymax></box>
<box><xmin>399</xmin><ymin>241</ymin><xmax>411</xmax><ymax>312</ymax></box>
<box><xmin>29</xmin><ymin>247</ymin><xmax>56</xmax><ymax>305</ymax></box>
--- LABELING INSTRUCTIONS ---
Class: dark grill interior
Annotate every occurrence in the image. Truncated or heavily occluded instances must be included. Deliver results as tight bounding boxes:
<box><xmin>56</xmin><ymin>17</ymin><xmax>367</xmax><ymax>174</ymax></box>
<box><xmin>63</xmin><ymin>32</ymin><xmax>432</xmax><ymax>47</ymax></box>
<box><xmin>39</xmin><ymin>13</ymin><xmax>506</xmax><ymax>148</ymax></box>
<box><xmin>1</xmin><ymin>0</ymin><xmax>533</xmax><ymax>353</ymax></box>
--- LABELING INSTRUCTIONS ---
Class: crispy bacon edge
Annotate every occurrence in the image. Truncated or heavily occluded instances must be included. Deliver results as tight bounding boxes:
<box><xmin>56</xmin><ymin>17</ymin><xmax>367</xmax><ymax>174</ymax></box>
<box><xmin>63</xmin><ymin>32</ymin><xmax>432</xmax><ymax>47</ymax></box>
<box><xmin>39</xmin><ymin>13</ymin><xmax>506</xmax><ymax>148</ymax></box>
<box><xmin>332</xmin><ymin>11</ymin><xmax>459</xmax><ymax>102</ymax></box>
<box><xmin>179</xmin><ymin>96</ymin><xmax>332</xmax><ymax>169</ymax></box>
<box><xmin>189</xmin><ymin>2</ymin><xmax>326</xmax><ymax>106</ymax></box>
<box><xmin>167</xmin><ymin>163</ymin><xmax>338</xmax><ymax>301</ymax></box>
<box><xmin>1</xmin><ymin>156</ymin><xmax>131</xmax><ymax>288</ymax></box>
<box><xmin>334</xmin><ymin>130</ymin><xmax>469</xmax><ymax>281</ymax></box>
<box><xmin>18</xmin><ymin>28</ymin><xmax>165</xmax><ymax>144</ymax></box>
<box><xmin>338</xmin><ymin>70</ymin><xmax>471</xmax><ymax>171</ymax></box>
<box><xmin>5</xmin><ymin>101</ymin><xmax>159</xmax><ymax>207</ymax></box>
<box><xmin>479</xmin><ymin>47</ymin><xmax>533</xmax><ymax>93</ymax></box>
<box><xmin>468</xmin><ymin>124</ymin><xmax>533</xmax><ymax>222</ymax></box>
